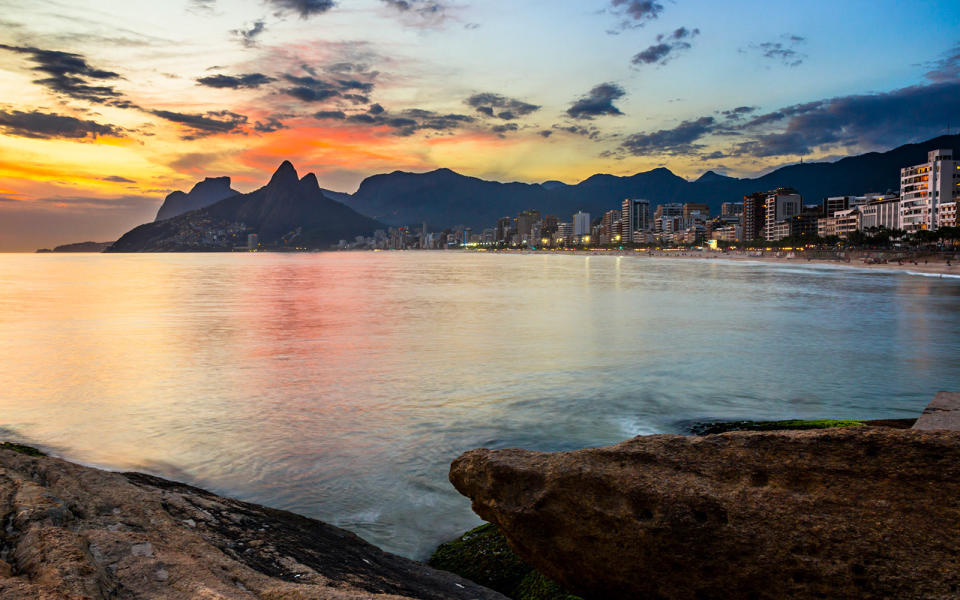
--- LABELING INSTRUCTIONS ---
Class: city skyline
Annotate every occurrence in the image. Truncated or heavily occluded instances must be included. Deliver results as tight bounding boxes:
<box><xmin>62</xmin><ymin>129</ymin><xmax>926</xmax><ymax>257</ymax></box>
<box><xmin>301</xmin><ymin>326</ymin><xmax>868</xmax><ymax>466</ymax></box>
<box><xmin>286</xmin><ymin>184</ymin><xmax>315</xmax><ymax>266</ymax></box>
<box><xmin>0</xmin><ymin>0</ymin><xmax>958</xmax><ymax>249</ymax></box>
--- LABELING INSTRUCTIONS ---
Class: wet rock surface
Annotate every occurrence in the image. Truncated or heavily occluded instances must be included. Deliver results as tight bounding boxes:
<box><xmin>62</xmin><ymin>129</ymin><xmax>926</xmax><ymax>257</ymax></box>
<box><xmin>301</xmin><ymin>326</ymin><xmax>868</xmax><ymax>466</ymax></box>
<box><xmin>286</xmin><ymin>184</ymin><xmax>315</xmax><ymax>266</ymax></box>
<box><xmin>450</xmin><ymin>427</ymin><xmax>960</xmax><ymax>600</ymax></box>
<box><xmin>0</xmin><ymin>445</ymin><xmax>506</xmax><ymax>599</ymax></box>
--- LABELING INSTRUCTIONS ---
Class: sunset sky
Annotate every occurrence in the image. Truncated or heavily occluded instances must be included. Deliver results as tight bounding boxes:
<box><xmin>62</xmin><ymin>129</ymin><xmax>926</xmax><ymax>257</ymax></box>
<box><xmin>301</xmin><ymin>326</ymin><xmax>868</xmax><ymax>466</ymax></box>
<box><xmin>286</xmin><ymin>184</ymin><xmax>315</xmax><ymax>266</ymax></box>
<box><xmin>0</xmin><ymin>0</ymin><xmax>958</xmax><ymax>250</ymax></box>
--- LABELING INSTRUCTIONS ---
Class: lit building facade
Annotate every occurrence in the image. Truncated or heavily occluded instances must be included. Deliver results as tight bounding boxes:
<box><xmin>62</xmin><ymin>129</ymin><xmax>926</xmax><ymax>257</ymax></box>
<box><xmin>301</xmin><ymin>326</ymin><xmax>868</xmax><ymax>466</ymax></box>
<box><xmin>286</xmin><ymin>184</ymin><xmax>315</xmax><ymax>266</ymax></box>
<box><xmin>900</xmin><ymin>149</ymin><xmax>959</xmax><ymax>232</ymax></box>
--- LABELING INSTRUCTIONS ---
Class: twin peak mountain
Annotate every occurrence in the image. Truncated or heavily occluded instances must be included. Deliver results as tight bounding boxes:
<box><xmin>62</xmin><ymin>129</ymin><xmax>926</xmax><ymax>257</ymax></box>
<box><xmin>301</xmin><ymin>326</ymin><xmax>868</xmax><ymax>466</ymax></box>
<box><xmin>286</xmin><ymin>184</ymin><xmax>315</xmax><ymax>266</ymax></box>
<box><xmin>111</xmin><ymin>161</ymin><xmax>382</xmax><ymax>251</ymax></box>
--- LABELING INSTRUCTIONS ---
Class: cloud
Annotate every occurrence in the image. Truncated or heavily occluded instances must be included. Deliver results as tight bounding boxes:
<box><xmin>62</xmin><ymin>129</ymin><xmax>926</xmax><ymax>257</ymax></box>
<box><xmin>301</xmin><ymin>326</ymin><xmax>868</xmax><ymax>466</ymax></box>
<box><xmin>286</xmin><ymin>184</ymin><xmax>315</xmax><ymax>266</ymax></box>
<box><xmin>632</xmin><ymin>27</ymin><xmax>699</xmax><ymax>66</ymax></box>
<box><xmin>720</xmin><ymin>106</ymin><xmax>757</xmax><ymax>119</ymax></box>
<box><xmin>620</xmin><ymin>116</ymin><xmax>716</xmax><ymax>155</ymax></box>
<box><xmin>465</xmin><ymin>93</ymin><xmax>541</xmax><ymax>120</ymax></box>
<box><xmin>744</xmin><ymin>34</ymin><xmax>807</xmax><ymax>67</ymax></box>
<box><xmin>150</xmin><ymin>109</ymin><xmax>248</xmax><ymax>138</ymax></box>
<box><xmin>379</xmin><ymin>0</ymin><xmax>450</xmax><ymax>26</ymax></box>
<box><xmin>0</xmin><ymin>109</ymin><xmax>125</xmax><ymax>139</ymax></box>
<box><xmin>280</xmin><ymin>70</ymin><xmax>376</xmax><ymax>102</ymax></box>
<box><xmin>314</xmin><ymin>110</ymin><xmax>347</xmax><ymax>120</ymax></box>
<box><xmin>197</xmin><ymin>73</ymin><xmax>276</xmax><ymax>89</ymax></box>
<box><xmin>254</xmin><ymin>116</ymin><xmax>287</xmax><ymax>132</ymax></box>
<box><xmin>926</xmin><ymin>42</ymin><xmax>960</xmax><ymax>82</ymax></box>
<box><xmin>232</xmin><ymin>20</ymin><xmax>267</xmax><ymax>47</ymax></box>
<box><xmin>491</xmin><ymin>123</ymin><xmax>518</xmax><ymax>135</ymax></box>
<box><xmin>0</xmin><ymin>44</ymin><xmax>128</xmax><ymax>105</ymax></box>
<box><xmin>100</xmin><ymin>175</ymin><xmax>136</xmax><ymax>183</ymax></box>
<box><xmin>732</xmin><ymin>80</ymin><xmax>960</xmax><ymax>157</ymax></box>
<box><xmin>609</xmin><ymin>0</ymin><xmax>663</xmax><ymax>31</ymax></box>
<box><xmin>539</xmin><ymin>130</ymin><xmax>553</xmax><ymax>138</ymax></box>
<box><xmin>267</xmin><ymin>0</ymin><xmax>336</xmax><ymax>18</ymax></box>
<box><xmin>312</xmin><ymin>105</ymin><xmax>474</xmax><ymax>136</ymax></box>
<box><xmin>566</xmin><ymin>83</ymin><xmax>626</xmax><ymax>119</ymax></box>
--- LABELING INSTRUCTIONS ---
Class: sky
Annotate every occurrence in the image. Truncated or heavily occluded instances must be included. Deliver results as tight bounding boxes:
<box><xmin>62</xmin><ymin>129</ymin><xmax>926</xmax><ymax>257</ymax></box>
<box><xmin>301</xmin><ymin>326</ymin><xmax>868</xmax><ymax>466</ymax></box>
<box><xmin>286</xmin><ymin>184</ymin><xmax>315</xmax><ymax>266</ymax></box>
<box><xmin>0</xmin><ymin>0</ymin><xmax>958</xmax><ymax>250</ymax></box>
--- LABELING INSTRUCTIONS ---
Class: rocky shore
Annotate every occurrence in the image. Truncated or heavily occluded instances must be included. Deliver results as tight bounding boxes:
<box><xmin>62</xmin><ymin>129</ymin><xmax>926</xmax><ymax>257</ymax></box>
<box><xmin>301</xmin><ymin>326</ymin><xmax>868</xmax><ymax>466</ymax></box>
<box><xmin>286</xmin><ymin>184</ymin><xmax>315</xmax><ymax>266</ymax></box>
<box><xmin>0</xmin><ymin>443</ymin><xmax>505</xmax><ymax>600</ymax></box>
<box><xmin>450</xmin><ymin>425</ymin><xmax>960</xmax><ymax>600</ymax></box>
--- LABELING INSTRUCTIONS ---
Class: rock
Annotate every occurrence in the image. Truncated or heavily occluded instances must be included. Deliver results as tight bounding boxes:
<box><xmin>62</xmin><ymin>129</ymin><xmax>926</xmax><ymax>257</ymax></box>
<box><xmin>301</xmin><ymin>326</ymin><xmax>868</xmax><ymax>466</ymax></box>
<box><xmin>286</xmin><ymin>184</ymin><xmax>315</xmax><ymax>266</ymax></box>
<box><xmin>450</xmin><ymin>428</ymin><xmax>960</xmax><ymax>600</ymax></box>
<box><xmin>0</xmin><ymin>446</ymin><xmax>506</xmax><ymax>600</ymax></box>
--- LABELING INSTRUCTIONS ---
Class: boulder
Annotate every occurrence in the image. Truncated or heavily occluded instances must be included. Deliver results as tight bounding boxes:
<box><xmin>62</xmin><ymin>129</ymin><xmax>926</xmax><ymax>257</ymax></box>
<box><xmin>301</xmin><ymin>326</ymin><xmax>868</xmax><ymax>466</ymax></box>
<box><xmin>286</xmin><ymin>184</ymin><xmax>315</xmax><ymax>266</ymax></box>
<box><xmin>450</xmin><ymin>428</ymin><xmax>960</xmax><ymax>600</ymax></box>
<box><xmin>0</xmin><ymin>445</ymin><xmax>506</xmax><ymax>600</ymax></box>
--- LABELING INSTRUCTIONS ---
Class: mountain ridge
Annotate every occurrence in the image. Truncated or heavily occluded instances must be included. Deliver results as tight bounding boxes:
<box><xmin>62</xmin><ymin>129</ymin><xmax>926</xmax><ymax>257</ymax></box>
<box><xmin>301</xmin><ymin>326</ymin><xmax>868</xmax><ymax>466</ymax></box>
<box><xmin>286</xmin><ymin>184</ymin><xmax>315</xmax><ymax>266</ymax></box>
<box><xmin>334</xmin><ymin>134</ymin><xmax>958</xmax><ymax>228</ymax></box>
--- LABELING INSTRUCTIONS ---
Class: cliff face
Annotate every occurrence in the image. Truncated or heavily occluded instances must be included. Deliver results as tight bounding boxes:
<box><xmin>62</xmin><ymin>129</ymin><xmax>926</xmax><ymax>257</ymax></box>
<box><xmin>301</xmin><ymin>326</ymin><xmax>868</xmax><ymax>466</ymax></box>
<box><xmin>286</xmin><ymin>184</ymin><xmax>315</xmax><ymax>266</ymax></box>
<box><xmin>450</xmin><ymin>428</ymin><xmax>960</xmax><ymax>600</ymax></box>
<box><xmin>0</xmin><ymin>445</ymin><xmax>506</xmax><ymax>600</ymax></box>
<box><xmin>154</xmin><ymin>177</ymin><xmax>237</xmax><ymax>222</ymax></box>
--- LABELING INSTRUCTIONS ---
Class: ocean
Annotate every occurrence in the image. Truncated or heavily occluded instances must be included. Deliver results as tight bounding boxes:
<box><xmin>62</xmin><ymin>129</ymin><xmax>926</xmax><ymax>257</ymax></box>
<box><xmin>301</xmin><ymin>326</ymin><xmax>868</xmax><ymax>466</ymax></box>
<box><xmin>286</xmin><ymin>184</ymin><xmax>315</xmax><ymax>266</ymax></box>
<box><xmin>1</xmin><ymin>251</ymin><xmax>958</xmax><ymax>558</ymax></box>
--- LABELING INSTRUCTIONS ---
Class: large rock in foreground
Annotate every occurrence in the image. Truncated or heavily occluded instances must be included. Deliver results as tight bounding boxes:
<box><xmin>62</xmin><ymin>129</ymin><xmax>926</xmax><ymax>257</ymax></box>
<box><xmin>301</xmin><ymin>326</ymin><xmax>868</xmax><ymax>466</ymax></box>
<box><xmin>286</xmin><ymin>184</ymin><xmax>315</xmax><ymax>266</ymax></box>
<box><xmin>0</xmin><ymin>445</ymin><xmax>505</xmax><ymax>600</ymax></box>
<box><xmin>450</xmin><ymin>428</ymin><xmax>960</xmax><ymax>600</ymax></box>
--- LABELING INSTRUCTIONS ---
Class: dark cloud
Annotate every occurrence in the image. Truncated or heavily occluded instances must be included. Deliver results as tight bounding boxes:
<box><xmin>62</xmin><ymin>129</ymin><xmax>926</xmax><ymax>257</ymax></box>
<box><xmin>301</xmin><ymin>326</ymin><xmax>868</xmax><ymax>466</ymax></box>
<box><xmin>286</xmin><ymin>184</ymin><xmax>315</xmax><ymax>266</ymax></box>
<box><xmin>0</xmin><ymin>44</ymin><xmax>127</xmax><ymax>105</ymax></box>
<box><xmin>0</xmin><ymin>109</ymin><xmax>125</xmax><ymax>139</ymax></box>
<box><xmin>232</xmin><ymin>20</ymin><xmax>267</xmax><ymax>47</ymax></box>
<box><xmin>254</xmin><ymin>116</ymin><xmax>287</xmax><ymax>132</ymax></box>
<box><xmin>267</xmin><ymin>0</ymin><xmax>336</xmax><ymax>18</ymax></box>
<box><xmin>100</xmin><ymin>175</ymin><xmax>136</xmax><ymax>183</ymax></box>
<box><xmin>539</xmin><ymin>130</ymin><xmax>553</xmax><ymax>138</ymax></box>
<box><xmin>566</xmin><ymin>83</ymin><xmax>626</xmax><ymax>119</ymax></box>
<box><xmin>609</xmin><ymin>0</ymin><xmax>663</xmax><ymax>31</ymax></box>
<box><xmin>379</xmin><ymin>0</ymin><xmax>449</xmax><ymax>25</ymax></box>
<box><xmin>733</xmin><ymin>80</ymin><xmax>960</xmax><ymax>157</ymax></box>
<box><xmin>150</xmin><ymin>109</ymin><xmax>247</xmax><ymax>138</ymax></box>
<box><xmin>552</xmin><ymin>124</ymin><xmax>602</xmax><ymax>140</ymax></box>
<box><xmin>620</xmin><ymin>116</ymin><xmax>716</xmax><ymax>155</ymax></box>
<box><xmin>312</xmin><ymin>105</ymin><xmax>474</xmax><ymax>136</ymax></box>
<box><xmin>720</xmin><ymin>106</ymin><xmax>757</xmax><ymax>119</ymax></box>
<box><xmin>744</xmin><ymin>34</ymin><xmax>806</xmax><ymax>67</ymax></box>
<box><xmin>314</xmin><ymin>110</ymin><xmax>347</xmax><ymax>120</ymax></box>
<box><xmin>632</xmin><ymin>27</ymin><xmax>699</xmax><ymax>66</ymax></box>
<box><xmin>336</xmin><ymin>79</ymin><xmax>375</xmax><ymax>93</ymax></box>
<box><xmin>281</xmin><ymin>71</ymin><xmax>377</xmax><ymax>103</ymax></box>
<box><xmin>491</xmin><ymin>123</ymin><xmax>518</xmax><ymax>134</ymax></box>
<box><xmin>465</xmin><ymin>93</ymin><xmax>540</xmax><ymax>120</ymax></box>
<box><xmin>197</xmin><ymin>72</ymin><xmax>275</xmax><ymax>89</ymax></box>
<box><xmin>926</xmin><ymin>43</ymin><xmax>960</xmax><ymax>83</ymax></box>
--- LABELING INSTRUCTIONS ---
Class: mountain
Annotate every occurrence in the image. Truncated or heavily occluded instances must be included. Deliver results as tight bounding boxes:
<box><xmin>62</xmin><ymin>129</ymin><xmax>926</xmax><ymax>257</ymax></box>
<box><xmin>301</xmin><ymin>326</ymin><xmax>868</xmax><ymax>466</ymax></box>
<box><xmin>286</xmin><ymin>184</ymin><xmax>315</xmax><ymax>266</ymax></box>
<box><xmin>35</xmin><ymin>241</ymin><xmax>114</xmax><ymax>253</ymax></box>
<box><xmin>338</xmin><ymin>134</ymin><xmax>959</xmax><ymax>228</ymax></box>
<box><xmin>155</xmin><ymin>176</ymin><xmax>237</xmax><ymax>221</ymax></box>
<box><xmin>110</xmin><ymin>162</ymin><xmax>384</xmax><ymax>252</ymax></box>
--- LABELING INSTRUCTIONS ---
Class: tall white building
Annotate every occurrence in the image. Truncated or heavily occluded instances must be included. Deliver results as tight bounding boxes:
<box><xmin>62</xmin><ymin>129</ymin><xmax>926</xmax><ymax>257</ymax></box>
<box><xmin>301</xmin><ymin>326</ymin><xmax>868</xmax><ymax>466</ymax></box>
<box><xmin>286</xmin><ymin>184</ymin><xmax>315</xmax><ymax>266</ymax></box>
<box><xmin>573</xmin><ymin>211</ymin><xmax>591</xmax><ymax>236</ymax></box>
<box><xmin>859</xmin><ymin>195</ymin><xmax>901</xmax><ymax>231</ymax></box>
<box><xmin>763</xmin><ymin>188</ymin><xmax>802</xmax><ymax>241</ymax></box>
<box><xmin>900</xmin><ymin>149</ymin><xmax>959</xmax><ymax>232</ymax></box>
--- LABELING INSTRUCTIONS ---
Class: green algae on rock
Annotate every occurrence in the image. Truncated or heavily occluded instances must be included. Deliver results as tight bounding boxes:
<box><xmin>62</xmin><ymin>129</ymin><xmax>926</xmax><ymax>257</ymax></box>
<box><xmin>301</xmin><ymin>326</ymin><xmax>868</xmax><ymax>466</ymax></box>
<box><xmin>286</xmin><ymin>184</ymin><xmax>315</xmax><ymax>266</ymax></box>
<box><xmin>429</xmin><ymin>524</ymin><xmax>581</xmax><ymax>600</ymax></box>
<box><xmin>688</xmin><ymin>418</ymin><xmax>866</xmax><ymax>435</ymax></box>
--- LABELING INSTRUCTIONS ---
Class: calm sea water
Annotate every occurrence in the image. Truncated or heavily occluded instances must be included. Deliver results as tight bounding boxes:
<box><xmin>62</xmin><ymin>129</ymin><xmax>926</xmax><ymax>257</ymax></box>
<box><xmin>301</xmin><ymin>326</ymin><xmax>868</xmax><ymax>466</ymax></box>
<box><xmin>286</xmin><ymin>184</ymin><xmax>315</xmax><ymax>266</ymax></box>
<box><xmin>1</xmin><ymin>252</ymin><xmax>958</xmax><ymax>558</ymax></box>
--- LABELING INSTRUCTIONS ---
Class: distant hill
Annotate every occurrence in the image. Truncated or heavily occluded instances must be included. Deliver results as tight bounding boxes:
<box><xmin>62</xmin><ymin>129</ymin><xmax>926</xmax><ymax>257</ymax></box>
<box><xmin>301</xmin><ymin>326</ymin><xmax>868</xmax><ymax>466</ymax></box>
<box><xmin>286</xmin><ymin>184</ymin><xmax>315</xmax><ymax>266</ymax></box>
<box><xmin>110</xmin><ymin>162</ymin><xmax>384</xmax><ymax>252</ymax></box>
<box><xmin>337</xmin><ymin>134</ymin><xmax>959</xmax><ymax>228</ymax></box>
<box><xmin>35</xmin><ymin>241</ymin><xmax>114</xmax><ymax>253</ymax></box>
<box><xmin>155</xmin><ymin>176</ymin><xmax>237</xmax><ymax>221</ymax></box>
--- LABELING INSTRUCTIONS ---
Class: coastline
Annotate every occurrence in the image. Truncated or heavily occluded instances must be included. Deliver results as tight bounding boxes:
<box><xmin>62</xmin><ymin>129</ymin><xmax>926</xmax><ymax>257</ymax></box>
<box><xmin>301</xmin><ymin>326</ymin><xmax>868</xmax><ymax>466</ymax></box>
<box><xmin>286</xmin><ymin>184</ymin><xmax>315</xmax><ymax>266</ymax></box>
<box><xmin>485</xmin><ymin>248</ymin><xmax>960</xmax><ymax>277</ymax></box>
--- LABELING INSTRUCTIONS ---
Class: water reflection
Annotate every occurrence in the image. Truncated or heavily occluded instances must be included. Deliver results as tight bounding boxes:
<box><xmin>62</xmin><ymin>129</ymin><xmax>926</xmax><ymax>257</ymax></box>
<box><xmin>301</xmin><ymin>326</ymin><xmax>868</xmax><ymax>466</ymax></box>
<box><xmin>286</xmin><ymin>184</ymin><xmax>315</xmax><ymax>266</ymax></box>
<box><xmin>0</xmin><ymin>252</ymin><xmax>958</xmax><ymax>559</ymax></box>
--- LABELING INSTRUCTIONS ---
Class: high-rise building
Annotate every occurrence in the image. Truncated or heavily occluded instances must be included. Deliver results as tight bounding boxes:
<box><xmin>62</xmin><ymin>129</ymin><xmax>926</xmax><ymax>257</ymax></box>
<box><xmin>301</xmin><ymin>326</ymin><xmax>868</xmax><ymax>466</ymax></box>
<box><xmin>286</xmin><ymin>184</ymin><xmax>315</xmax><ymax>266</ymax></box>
<box><xmin>600</xmin><ymin>209</ymin><xmax>621</xmax><ymax>243</ymax></box>
<box><xmin>495</xmin><ymin>217</ymin><xmax>513</xmax><ymax>242</ymax></box>
<box><xmin>653</xmin><ymin>203</ymin><xmax>682</xmax><ymax>222</ymax></box>
<box><xmin>823</xmin><ymin>196</ymin><xmax>850</xmax><ymax>217</ymax></box>
<box><xmin>900</xmin><ymin>149</ymin><xmax>959</xmax><ymax>232</ymax></box>
<box><xmin>620</xmin><ymin>199</ymin><xmax>651</xmax><ymax>242</ymax></box>
<box><xmin>556</xmin><ymin>222</ymin><xmax>573</xmax><ymax>244</ymax></box>
<box><xmin>573</xmin><ymin>211</ymin><xmax>591</xmax><ymax>236</ymax></box>
<box><xmin>721</xmin><ymin>202</ymin><xmax>744</xmax><ymax>217</ymax></box>
<box><xmin>859</xmin><ymin>195</ymin><xmax>901</xmax><ymax>231</ymax></box>
<box><xmin>764</xmin><ymin>187</ymin><xmax>802</xmax><ymax>241</ymax></box>
<box><xmin>741</xmin><ymin>192</ymin><xmax>766</xmax><ymax>242</ymax></box>
<box><xmin>682</xmin><ymin>203</ymin><xmax>710</xmax><ymax>221</ymax></box>
<box><xmin>516</xmin><ymin>210</ymin><xmax>541</xmax><ymax>242</ymax></box>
